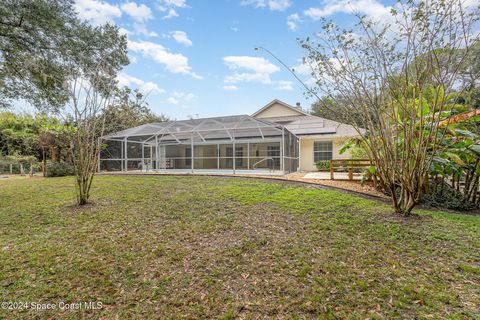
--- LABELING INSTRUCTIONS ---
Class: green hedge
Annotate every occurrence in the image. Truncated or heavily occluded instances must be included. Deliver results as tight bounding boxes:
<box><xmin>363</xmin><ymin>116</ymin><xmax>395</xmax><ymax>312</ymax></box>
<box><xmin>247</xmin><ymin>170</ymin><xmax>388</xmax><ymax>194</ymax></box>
<box><xmin>46</xmin><ymin>161</ymin><xmax>75</xmax><ymax>177</ymax></box>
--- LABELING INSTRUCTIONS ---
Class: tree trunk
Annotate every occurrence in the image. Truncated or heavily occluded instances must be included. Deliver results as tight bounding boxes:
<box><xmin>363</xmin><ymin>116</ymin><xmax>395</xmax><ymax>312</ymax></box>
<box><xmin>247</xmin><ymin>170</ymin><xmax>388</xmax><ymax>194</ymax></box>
<box><xmin>51</xmin><ymin>146</ymin><xmax>58</xmax><ymax>162</ymax></box>
<box><xmin>42</xmin><ymin>147</ymin><xmax>47</xmax><ymax>177</ymax></box>
<box><xmin>391</xmin><ymin>186</ymin><xmax>417</xmax><ymax>215</ymax></box>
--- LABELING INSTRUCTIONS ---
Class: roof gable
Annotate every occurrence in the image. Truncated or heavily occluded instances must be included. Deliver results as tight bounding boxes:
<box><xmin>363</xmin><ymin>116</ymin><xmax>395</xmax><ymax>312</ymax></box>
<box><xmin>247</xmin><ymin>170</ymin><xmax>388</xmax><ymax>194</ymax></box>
<box><xmin>252</xmin><ymin>99</ymin><xmax>308</xmax><ymax>118</ymax></box>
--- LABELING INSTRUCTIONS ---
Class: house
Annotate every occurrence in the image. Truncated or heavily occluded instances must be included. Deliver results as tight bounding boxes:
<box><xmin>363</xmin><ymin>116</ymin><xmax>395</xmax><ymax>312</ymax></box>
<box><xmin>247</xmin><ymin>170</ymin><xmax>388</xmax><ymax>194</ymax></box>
<box><xmin>252</xmin><ymin>100</ymin><xmax>360</xmax><ymax>171</ymax></box>
<box><xmin>99</xmin><ymin>99</ymin><xmax>360</xmax><ymax>174</ymax></box>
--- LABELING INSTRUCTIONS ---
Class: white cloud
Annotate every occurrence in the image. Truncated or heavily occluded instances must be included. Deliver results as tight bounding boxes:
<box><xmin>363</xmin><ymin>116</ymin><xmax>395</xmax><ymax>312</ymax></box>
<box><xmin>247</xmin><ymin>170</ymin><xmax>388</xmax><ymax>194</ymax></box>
<box><xmin>128</xmin><ymin>40</ymin><xmax>202</xmax><ymax>79</ymax></box>
<box><xmin>222</xmin><ymin>85</ymin><xmax>239</xmax><ymax>91</ymax></box>
<box><xmin>240</xmin><ymin>0</ymin><xmax>291</xmax><ymax>11</ymax></box>
<box><xmin>223</xmin><ymin>56</ymin><xmax>280</xmax><ymax>84</ymax></box>
<box><xmin>117</xmin><ymin>73</ymin><xmax>165</xmax><ymax>94</ymax></box>
<box><xmin>133</xmin><ymin>24</ymin><xmax>158</xmax><ymax>37</ymax></box>
<box><xmin>464</xmin><ymin>0</ymin><xmax>479</xmax><ymax>8</ymax></box>
<box><xmin>293</xmin><ymin>59</ymin><xmax>335</xmax><ymax>87</ymax></box>
<box><xmin>165</xmin><ymin>97</ymin><xmax>180</xmax><ymax>104</ymax></box>
<box><xmin>170</xmin><ymin>31</ymin><xmax>193</xmax><ymax>46</ymax></box>
<box><xmin>268</xmin><ymin>0</ymin><xmax>291</xmax><ymax>11</ymax></box>
<box><xmin>222</xmin><ymin>56</ymin><xmax>294</xmax><ymax>91</ymax></box>
<box><xmin>172</xmin><ymin>91</ymin><xmax>196</xmax><ymax>100</ymax></box>
<box><xmin>120</xmin><ymin>2</ymin><xmax>158</xmax><ymax>37</ymax></box>
<box><xmin>76</xmin><ymin>1</ymin><xmax>158</xmax><ymax>36</ymax></box>
<box><xmin>276</xmin><ymin>80</ymin><xmax>294</xmax><ymax>91</ymax></box>
<box><xmin>164</xmin><ymin>91</ymin><xmax>196</xmax><ymax>104</ymax></box>
<box><xmin>118</xmin><ymin>27</ymin><xmax>132</xmax><ymax>36</ymax></box>
<box><xmin>163</xmin><ymin>0</ymin><xmax>187</xmax><ymax>7</ymax></box>
<box><xmin>290</xmin><ymin>60</ymin><xmax>319</xmax><ymax>88</ymax></box>
<box><xmin>292</xmin><ymin>61</ymin><xmax>312</xmax><ymax>75</ymax></box>
<box><xmin>304</xmin><ymin>0</ymin><xmax>391</xmax><ymax>21</ymax></box>
<box><xmin>240</xmin><ymin>0</ymin><xmax>266</xmax><ymax>8</ymax></box>
<box><xmin>74</xmin><ymin>0</ymin><xmax>122</xmax><ymax>25</ymax></box>
<box><xmin>287</xmin><ymin>13</ymin><xmax>301</xmax><ymax>31</ymax></box>
<box><xmin>121</xmin><ymin>2</ymin><xmax>153</xmax><ymax>22</ymax></box>
<box><xmin>157</xmin><ymin>0</ymin><xmax>188</xmax><ymax>19</ymax></box>
<box><xmin>162</xmin><ymin>8</ymin><xmax>179</xmax><ymax>19</ymax></box>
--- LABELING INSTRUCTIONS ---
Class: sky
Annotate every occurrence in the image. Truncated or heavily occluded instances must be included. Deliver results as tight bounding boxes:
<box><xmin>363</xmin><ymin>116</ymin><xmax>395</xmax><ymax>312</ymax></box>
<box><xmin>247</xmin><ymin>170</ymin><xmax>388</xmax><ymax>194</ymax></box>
<box><xmin>65</xmin><ymin>0</ymin><xmax>399</xmax><ymax>120</ymax></box>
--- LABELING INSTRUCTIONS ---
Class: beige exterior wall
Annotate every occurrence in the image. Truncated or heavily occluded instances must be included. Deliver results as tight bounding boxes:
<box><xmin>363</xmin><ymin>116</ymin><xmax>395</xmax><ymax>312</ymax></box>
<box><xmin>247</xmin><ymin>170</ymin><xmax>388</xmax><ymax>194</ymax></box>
<box><xmin>254</xmin><ymin>102</ymin><xmax>304</xmax><ymax>118</ymax></box>
<box><xmin>299</xmin><ymin>137</ymin><xmax>351</xmax><ymax>171</ymax></box>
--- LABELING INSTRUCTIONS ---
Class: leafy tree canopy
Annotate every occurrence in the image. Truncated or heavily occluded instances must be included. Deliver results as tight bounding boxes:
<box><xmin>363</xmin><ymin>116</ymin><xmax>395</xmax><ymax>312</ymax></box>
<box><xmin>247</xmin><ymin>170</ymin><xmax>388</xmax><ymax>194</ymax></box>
<box><xmin>0</xmin><ymin>111</ymin><xmax>72</xmax><ymax>158</ymax></box>
<box><xmin>0</xmin><ymin>0</ymin><xmax>129</xmax><ymax>111</ymax></box>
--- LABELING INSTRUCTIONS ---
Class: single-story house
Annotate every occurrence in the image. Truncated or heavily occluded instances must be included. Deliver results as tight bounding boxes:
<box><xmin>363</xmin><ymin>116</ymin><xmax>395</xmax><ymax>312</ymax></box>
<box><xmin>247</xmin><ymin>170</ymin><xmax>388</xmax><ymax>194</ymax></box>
<box><xmin>100</xmin><ymin>99</ymin><xmax>360</xmax><ymax>174</ymax></box>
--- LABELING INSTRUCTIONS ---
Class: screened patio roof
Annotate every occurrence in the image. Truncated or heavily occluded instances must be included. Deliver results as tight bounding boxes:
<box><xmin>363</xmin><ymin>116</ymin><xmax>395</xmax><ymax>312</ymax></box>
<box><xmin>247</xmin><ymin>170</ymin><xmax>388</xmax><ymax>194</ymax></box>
<box><xmin>102</xmin><ymin>114</ymin><xmax>288</xmax><ymax>145</ymax></box>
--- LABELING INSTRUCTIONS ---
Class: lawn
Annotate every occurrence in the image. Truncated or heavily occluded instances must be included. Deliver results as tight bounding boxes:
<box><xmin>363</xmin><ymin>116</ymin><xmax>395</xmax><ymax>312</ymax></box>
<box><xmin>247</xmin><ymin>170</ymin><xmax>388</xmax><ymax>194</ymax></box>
<box><xmin>0</xmin><ymin>175</ymin><xmax>479</xmax><ymax>319</ymax></box>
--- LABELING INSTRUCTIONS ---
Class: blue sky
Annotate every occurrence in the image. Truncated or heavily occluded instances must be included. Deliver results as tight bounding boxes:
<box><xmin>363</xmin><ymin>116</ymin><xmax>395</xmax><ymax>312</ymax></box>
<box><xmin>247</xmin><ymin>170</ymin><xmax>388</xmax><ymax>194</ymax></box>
<box><xmin>71</xmin><ymin>0</ymin><xmax>395</xmax><ymax>119</ymax></box>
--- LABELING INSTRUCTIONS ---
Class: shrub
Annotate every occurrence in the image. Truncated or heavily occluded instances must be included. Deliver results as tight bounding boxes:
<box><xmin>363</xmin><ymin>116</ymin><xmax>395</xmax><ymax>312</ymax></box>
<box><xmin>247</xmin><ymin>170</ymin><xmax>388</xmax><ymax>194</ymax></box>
<box><xmin>315</xmin><ymin>160</ymin><xmax>331</xmax><ymax>171</ymax></box>
<box><xmin>421</xmin><ymin>181</ymin><xmax>476</xmax><ymax>211</ymax></box>
<box><xmin>350</xmin><ymin>145</ymin><xmax>369</xmax><ymax>159</ymax></box>
<box><xmin>47</xmin><ymin>161</ymin><xmax>74</xmax><ymax>177</ymax></box>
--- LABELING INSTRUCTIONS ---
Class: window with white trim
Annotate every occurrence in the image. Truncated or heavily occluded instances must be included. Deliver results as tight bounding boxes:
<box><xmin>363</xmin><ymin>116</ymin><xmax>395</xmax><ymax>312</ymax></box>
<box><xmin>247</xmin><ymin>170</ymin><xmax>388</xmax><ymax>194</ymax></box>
<box><xmin>314</xmin><ymin>141</ymin><xmax>333</xmax><ymax>162</ymax></box>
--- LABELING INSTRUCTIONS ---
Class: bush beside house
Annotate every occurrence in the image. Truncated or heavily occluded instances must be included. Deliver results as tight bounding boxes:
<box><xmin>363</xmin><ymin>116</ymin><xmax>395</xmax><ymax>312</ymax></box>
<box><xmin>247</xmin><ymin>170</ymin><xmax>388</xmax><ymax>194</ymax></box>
<box><xmin>315</xmin><ymin>160</ymin><xmax>330</xmax><ymax>172</ymax></box>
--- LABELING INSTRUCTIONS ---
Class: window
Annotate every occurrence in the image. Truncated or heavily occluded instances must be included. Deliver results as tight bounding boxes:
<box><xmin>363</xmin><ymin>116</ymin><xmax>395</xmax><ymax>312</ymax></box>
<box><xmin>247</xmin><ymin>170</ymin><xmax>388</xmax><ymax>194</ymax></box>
<box><xmin>185</xmin><ymin>147</ymin><xmax>191</xmax><ymax>166</ymax></box>
<box><xmin>314</xmin><ymin>141</ymin><xmax>332</xmax><ymax>162</ymax></box>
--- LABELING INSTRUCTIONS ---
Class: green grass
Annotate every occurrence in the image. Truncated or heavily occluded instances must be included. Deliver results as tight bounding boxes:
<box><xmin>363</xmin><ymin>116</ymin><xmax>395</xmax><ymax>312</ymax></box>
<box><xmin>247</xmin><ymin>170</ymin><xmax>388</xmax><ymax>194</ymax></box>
<box><xmin>0</xmin><ymin>175</ymin><xmax>479</xmax><ymax>319</ymax></box>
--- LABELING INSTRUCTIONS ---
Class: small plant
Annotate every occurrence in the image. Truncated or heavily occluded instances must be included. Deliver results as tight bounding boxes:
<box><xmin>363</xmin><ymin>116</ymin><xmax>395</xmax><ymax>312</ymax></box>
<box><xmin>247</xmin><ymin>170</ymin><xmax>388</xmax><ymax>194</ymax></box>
<box><xmin>421</xmin><ymin>180</ymin><xmax>476</xmax><ymax>211</ymax></box>
<box><xmin>315</xmin><ymin>160</ymin><xmax>330</xmax><ymax>171</ymax></box>
<box><xmin>47</xmin><ymin>161</ymin><xmax>75</xmax><ymax>177</ymax></box>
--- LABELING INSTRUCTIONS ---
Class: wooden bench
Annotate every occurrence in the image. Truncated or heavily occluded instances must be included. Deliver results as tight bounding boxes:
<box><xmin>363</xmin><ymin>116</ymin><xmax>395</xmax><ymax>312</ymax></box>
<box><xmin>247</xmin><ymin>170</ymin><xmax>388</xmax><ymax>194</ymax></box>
<box><xmin>330</xmin><ymin>159</ymin><xmax>373</xmax><ymax>180</ymax></box>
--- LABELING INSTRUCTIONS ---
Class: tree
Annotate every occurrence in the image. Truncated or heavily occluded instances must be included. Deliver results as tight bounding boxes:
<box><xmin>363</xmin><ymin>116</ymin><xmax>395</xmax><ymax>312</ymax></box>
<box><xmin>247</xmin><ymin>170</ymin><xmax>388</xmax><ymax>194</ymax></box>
<box><xmin>63</xmin><ymin>24</ymin><xmax>128</xmax><ymax>206</ymax></box>
<box><xmin>0</xmin><ymin>112</ymin><xmax>37</xmax><ymax>156</ymax></box>
<box><xmin>103</xmin><ymin>88</ymin><xmax>169</xmax><ymax>136</ymax></box>
<box><xmin>35</xmin><ymin>116</ymin><xmax>75</xmax><ymax>176</ymax></box>
<box><xmin>0</xmin><ymin>0</ymin><xmax>129</xmax><ymax>112</ymax></box>
<box><xmin>455</xmin><ymin>41</ymin><xmax>480</xmax><ymax>109</ymax></box>
<box><xmin>311</xmin><ymin>96</ymin><xmax>369</xmax><ymax>126</ymax></box>
<box><xmin>299</xmin><ymin>0</ymin><xmax>479</xmax><ymax>215</ymax></box>
<box><xmin>0</xmin><ymin>0</ymin><xmax>77</xmax><ymax>109</ymax></box>
<box><xmin>0</xmin><ymin>111</ymin><xmax>76</xmax><ymax>176</ymax></box>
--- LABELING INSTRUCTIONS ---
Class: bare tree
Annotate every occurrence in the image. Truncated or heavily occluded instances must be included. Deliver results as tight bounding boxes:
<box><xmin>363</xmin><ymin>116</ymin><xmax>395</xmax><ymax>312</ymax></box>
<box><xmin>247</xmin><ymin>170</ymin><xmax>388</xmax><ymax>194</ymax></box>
<box><xmin>68</xmin><ymin>72</ymin><xmax>113</xmax><ymax>205</ymax></box>
<box><xmin>36</xmin><ymin>131</ymin><xmax>55</xmax><ymax>177</ymax></box>
<box><xmin>59</xmin><ymin>24</ymin><xmax>128</xmax><ymax>206</ymax></box>
<box><xmin>298</xmin><ymin>0</ymin><xmax>479</xmax><ymax>215</ymax></box>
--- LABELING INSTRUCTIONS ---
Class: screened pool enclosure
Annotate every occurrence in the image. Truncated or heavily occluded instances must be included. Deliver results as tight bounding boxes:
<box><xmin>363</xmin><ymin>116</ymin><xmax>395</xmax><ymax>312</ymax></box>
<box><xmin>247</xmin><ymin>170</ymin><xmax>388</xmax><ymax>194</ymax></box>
<box><xmin>99</xmin><ymin>115</ymin><xmax>299</xmax><ymax>175</ymax></box>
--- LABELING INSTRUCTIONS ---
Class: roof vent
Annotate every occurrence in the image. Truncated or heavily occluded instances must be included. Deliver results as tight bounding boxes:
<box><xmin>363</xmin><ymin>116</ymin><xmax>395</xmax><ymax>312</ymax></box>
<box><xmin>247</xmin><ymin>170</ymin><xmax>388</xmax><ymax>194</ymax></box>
<box><xmin>295</xmin><ymin>102</ymin><xmax>302</xmax><ymax>111</ymax></box>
